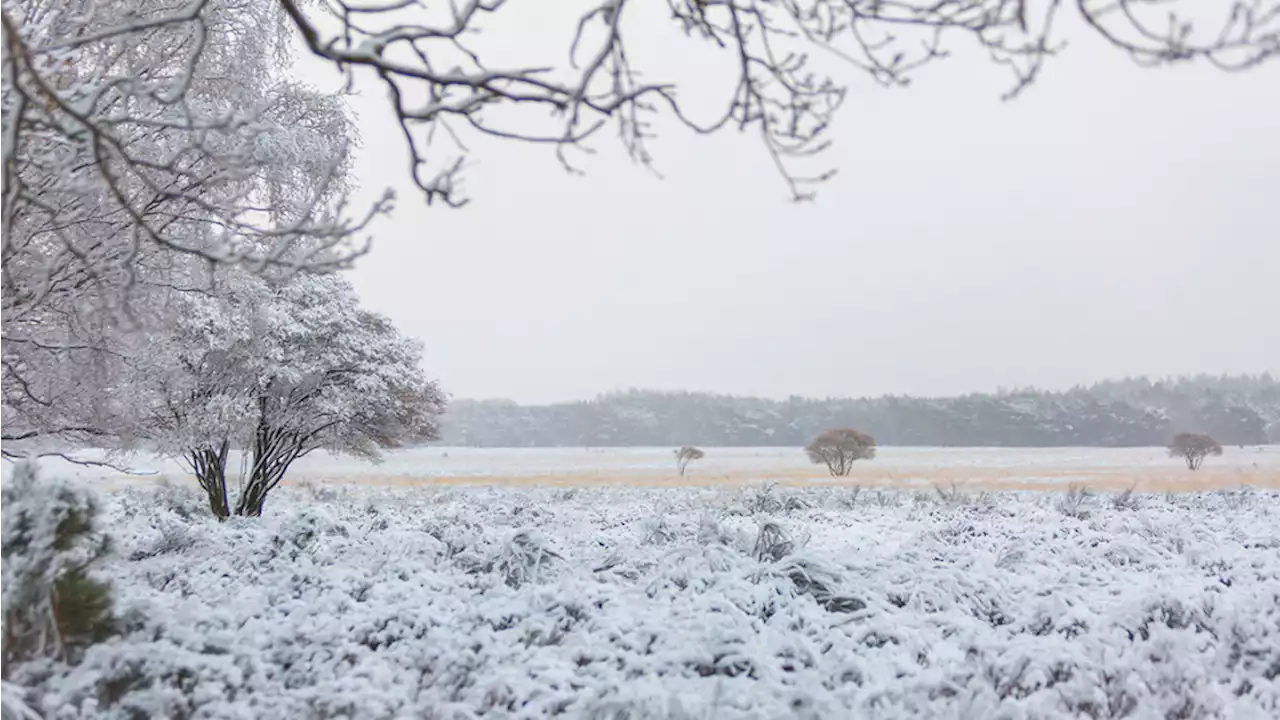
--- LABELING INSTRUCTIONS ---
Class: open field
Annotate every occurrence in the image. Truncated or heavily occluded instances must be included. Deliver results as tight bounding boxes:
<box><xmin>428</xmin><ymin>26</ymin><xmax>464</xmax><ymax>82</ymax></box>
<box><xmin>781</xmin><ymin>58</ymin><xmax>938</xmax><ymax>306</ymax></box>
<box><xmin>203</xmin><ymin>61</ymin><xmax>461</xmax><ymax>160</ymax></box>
<box><xmin>6</xmin><ymin>450</ymin><xmax>1279</xmax><ymax>718</ymax></box>
<box><xmin>30</xmin><ymin>445</ymin><xmax>1280</xmax><ymax>493</ymax></box>
<box><xmin>6</xmin><ymin>479</ymin><xmax>1279</xmax><ymax>719</ymax></box>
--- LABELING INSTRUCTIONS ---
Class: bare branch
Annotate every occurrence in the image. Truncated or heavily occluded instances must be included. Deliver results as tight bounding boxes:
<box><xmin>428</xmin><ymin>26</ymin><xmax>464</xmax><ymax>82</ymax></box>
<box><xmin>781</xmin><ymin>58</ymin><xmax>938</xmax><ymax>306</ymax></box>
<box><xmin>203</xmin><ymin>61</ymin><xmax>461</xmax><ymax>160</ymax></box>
<box><xmin>275</xmin><ymin>0</ymin><xmax>1276</xmax><ymax>205</ymax></box>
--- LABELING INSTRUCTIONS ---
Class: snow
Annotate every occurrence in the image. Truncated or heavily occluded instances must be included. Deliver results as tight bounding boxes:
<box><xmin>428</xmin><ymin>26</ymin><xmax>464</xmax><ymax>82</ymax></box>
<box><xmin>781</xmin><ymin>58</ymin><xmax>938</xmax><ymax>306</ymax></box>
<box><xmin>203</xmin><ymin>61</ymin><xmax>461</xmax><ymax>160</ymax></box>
<box><xmin>6</xmin><ymin>480</ymin><xmax>1280</xmax><ymax>718</ymax></box>
<box><xmin>14</xmin><ymin>445</ymin><xmax>1280</xmax><ymax>491</ymax></box>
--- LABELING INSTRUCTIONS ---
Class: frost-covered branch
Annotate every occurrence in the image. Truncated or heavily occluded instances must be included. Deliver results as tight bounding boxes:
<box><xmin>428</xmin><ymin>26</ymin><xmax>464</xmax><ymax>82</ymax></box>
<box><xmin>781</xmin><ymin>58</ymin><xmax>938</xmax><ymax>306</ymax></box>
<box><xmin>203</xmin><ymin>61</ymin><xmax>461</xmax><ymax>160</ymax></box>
<box><xmin>2</xmin><ymin>0</ymin><xmax>387</xmax><ymax>323</ymax></box>
<box><xmin>278</xmin><ymin>0</ymin><xmax>1278</xmax><ymax>204</ymax></box>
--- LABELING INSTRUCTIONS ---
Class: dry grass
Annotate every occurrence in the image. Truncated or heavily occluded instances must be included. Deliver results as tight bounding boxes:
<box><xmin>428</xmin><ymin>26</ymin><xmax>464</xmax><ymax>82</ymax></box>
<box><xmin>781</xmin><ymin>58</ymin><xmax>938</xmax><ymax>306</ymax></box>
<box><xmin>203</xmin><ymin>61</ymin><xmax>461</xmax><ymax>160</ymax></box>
<box><xmin>282</xmin><ymin>465</ymin><xmax>1280</xmax><ymax>492</ymax></box>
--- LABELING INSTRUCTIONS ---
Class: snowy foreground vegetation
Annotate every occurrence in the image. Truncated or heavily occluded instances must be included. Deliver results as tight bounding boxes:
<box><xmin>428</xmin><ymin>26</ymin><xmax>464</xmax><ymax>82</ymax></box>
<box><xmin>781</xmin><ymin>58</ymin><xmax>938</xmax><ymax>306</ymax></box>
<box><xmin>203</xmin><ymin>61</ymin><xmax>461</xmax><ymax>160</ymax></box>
<box><xmin>6</xmin><ymin>477</ymin><xmax>1280</xmax><ymax>719</ymax></box>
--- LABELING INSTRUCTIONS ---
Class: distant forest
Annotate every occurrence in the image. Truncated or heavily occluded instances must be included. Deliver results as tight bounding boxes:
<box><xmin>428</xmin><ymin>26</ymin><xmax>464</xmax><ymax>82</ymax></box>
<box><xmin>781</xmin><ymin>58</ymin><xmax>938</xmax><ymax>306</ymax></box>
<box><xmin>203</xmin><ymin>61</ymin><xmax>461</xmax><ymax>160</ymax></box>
<box><xmin>438</xmin><ymin>375</ymin><xmax>1280</xmax><ymax>448</ymax></box>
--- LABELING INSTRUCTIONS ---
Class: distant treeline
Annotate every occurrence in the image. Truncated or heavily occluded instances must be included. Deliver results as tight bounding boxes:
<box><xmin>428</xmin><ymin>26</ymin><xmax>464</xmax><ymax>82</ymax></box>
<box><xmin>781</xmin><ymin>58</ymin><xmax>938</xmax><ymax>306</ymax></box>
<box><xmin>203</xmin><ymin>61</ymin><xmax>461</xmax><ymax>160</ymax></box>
<box><xmin>437</xmin><ymin>375</ymin><xmax>1280</xmax><ymax>448</ymax></box>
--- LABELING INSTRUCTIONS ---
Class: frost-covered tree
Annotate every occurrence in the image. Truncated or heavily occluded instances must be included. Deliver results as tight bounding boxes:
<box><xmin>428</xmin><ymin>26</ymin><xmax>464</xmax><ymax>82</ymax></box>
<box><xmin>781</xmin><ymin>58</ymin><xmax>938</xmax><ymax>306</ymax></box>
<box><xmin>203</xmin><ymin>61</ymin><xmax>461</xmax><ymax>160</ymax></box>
<box><xmin>805</xmin><ymin>428</ymin><xmax>876</xmax><ymax>476</ymax></box>
<box><xmin>1</xmin><ymin>0</ymin><xmax>378</xmax><ymax>463</ymax></box>
<box><xmin>674</xmin><ymin>446</ymin><xmax>705</xmax><ymax>476</ymax></box>
<box><xmin>128</xmin><ymin>266</ymin><xmax>272</xmax><ymax>516</ymax></box>
<box><xmin>133</xmin><ymin>266</ymin><xmax>446</xmax><ymax>518</ymax></box>
<box><xmin>232</xmin><ymin>276</ymin><xmax>447</xmax><ymax>516</ymax></box>
<box><xmin>1168</xmin><ymin>432</ymin><xmax>1223</xmax><ymax>471</ymax></box>
<box><xmin>2</xmin><ymin>0</ymin><xmax>378</xmax><ymax>283</ymax></box>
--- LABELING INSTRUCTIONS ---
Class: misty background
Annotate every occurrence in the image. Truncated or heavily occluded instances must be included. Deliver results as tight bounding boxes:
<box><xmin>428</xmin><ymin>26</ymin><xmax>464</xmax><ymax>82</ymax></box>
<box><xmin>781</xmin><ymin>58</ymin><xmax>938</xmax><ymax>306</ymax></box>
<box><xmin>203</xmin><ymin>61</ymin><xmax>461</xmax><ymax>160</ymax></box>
<box><xmin>309</xmin><ymin>4</ymin><xmax>1277</xmax><ymax>405</ymax></box>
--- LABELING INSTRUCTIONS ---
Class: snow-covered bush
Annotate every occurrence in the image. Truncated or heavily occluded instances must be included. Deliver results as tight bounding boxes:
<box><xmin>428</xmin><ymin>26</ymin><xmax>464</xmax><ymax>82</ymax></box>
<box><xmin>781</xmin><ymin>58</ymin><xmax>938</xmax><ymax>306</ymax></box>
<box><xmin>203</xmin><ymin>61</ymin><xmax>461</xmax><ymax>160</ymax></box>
<box><xmin>1</xmin><ymin>679</ymin><xmax>42</xmax><ymax>720</ymax></box>
<box><xmin>1112</xmin><ymin>484</ymin><xmax>1141</xmax><ymax>511</ymax></box>
<box><xmin>487</xmin><ymin>530</ymin><xmax>562</xmax><ymax>589</ymax></box>
<box><xmin>2</xmin><ymin>465</ymin><xmax>116</xmax><ymax>674</ymax></box>
<box><xmin>1057</xmin><ymin>483</ymin><xmax>1094</xmax><ymax>519</ymax></box>
<box><xmin>5</xmin><ymin>483</ymin><xmax>1278</xmax><ymax>719</ymax></box>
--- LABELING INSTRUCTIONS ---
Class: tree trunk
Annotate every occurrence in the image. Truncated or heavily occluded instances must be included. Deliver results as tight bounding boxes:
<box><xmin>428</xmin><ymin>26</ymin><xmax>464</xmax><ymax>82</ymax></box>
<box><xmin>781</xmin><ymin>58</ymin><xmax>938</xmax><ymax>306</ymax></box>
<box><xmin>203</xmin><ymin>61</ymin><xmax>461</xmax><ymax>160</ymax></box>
<box><xmin>186</xmin><ymin>442</ymin><xmax>230</xmax><ymax>520</ymax></box>
<box><xmin>237</xmin><ymin>447</ymin><xmax>303</xmax><ymax>516</ymax></box>
<box><xmin>235</xmin><ymin>403</ymin><xmax>306</xmax><ymax>517</ymax></box>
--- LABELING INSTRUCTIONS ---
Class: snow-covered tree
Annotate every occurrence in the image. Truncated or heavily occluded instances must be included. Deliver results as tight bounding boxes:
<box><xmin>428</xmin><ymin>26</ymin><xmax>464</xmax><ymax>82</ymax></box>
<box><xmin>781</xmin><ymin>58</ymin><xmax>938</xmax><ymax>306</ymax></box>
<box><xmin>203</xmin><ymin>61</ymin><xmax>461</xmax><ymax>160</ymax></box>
<box><xmin>1</xmin><ymin>0</ymin><xmax>379</xmax><ymax>463</ymax></box>
<box><xmin>232</xmin><ymin>274</ymin><xmax>446</xmax><ymax>516</ymax></box>
<box><xmin>134</xmin><ymin>266</ymin><xmax>445</xmax><ymax>518</ymax></box>
<box><xmin>2</xmin><ymin>0</ymin><xmax>378</xmax><ymax>283</ymax></box>
<box><xmin>674</xmin><ymin>446</ymin><xmax>705</xmax><ymax>477</ymax></box>
<box><xmin>129</xmin><ymin>266</ymin><xmax>272</xmax><ymax>516</ymax></box>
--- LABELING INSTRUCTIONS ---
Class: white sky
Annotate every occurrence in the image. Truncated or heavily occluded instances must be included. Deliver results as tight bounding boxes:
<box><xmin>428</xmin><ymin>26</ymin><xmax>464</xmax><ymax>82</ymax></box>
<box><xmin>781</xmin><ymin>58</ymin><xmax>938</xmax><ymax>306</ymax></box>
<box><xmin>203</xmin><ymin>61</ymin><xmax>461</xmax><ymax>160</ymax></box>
<box><xmin>303</xmin><ymin>4</ymin><xmax>1279</xmax><ymax>404</ymax></box>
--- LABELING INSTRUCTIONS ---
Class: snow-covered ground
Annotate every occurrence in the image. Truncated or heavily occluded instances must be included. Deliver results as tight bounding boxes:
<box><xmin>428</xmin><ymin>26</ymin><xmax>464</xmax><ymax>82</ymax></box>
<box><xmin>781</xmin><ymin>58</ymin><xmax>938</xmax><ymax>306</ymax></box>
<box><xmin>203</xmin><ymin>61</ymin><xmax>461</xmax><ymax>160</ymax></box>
<box><xmin>8</xmin><ymin>481</ymin><xmax>1280</xmax><ymax>719</ymax></box>
<box><xmin>13</xmin><ymin>445</ymin><xmax>1280</xmax><ymax>491</ymax></box>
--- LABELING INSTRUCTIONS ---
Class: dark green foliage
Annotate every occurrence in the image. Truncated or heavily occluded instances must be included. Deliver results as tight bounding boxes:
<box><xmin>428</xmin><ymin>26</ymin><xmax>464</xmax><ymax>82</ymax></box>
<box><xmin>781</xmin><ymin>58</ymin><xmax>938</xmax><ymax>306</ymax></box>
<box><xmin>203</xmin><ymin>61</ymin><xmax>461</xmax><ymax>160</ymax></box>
<box><xmin>2</xmin><ymin>465</ymin><xmax>117</xmax><ymax>675</ymax></box>
<box><xmin>51</xmin><ymin>567</ymin><xmax>117</xmax><ymax>652</ymax></box>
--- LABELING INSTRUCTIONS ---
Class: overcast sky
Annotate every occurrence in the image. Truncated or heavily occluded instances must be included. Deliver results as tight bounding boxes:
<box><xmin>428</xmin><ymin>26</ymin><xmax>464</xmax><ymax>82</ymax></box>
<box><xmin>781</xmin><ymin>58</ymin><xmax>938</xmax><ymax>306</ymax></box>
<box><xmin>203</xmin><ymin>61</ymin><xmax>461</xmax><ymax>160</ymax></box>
<box><xmin>310</xmin><ymin>5</ymin><xmax>1278</xmax><ymax>405</ymax></box>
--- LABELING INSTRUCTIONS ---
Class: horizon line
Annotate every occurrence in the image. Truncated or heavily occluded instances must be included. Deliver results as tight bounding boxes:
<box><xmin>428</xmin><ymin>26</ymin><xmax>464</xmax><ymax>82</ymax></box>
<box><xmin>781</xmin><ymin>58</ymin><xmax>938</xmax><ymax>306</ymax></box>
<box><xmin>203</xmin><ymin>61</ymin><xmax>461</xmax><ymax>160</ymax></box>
<box><xmin>447</xmin><ymin>370</ymin><xmax>1279</xmax><ymax>407</ymax></box>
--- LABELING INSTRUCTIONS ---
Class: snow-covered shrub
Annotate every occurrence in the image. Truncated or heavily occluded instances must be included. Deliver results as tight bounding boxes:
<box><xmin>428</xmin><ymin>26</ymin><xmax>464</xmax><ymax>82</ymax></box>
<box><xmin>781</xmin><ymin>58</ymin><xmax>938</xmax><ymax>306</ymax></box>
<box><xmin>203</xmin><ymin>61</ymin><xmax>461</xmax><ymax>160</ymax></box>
<box><xmin>934</xmin><ymin>480</ymin><xmax>967</xmax><ymax>505</ymax></box>
<box><xmin>488</xmin><ymin>530</ymin><xmax>561</xmax><ymax>588</ymax></box>
<box><xmin>870</xmin><ymin>488</ymin><xmax>903</xmax><ymax>507</ymax></box>
<box><xmin>7</xmin><ymin>484</ymin><xmax>1279</xmax><ymax>719</ymax></box>
<box><xmin>1058</xmin><ymin>483</ymin><xmax>1094</xmax><ymax>518</ymax></box>
<box><xmin>742</xmin><ymin>482</ymin><xmax>783</xmax><ymax>515</ymax></box>
<box><xmin>641</xmin><ymin>514</ymin><xmax>676</xmax><ymax>545</ymax></box>
<box><xmin>127</xmin><ymin>518</ymin><xmax>196</xmax><ymax>562</ymax></box>
<box><xmin>834</xmin><ymin>485</ymin><xmax>863</xmax><ymax>509</ymax></box>
<box><xmin>1216</xmin><ymin>485</ymin><xmax>1258</xmax><ymax>511</ymax></box>
<box><xmin>2</xmin><ymin>466</ymin><xmax>116</xmax><ymax>673</ymax></box>
<box><xmin>1112</xmin><ymin>484</ymin><xmax>1141</xmax><ymax>510</ymax></box>
<box><xmin>112</xmin><ymin>267</ymin><xmax>448</xmax><ymax>520</ymax></box>
<box><xmin>695</xmin><ymin>513</ymin><xmax>737</xmax><ymax>547</ymax></box>
<box><xmin>772</xmin><ymin>556</ymin><xmax>865</xmax><ymax>613</ymax></box>
<box><xmin>752</xmin><ymin>520</ymin><xmax>797</xmax><ymax>562</ymax></box>
<box><xmin>1</xmin><ymin>679</ymin><xmax>41</xmax><ymax>720</ymax></box>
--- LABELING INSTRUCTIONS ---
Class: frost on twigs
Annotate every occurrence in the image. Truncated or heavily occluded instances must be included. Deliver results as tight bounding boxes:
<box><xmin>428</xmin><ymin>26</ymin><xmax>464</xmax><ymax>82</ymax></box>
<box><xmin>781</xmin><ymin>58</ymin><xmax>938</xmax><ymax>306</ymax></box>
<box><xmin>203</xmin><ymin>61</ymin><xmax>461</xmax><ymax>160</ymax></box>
<box><xmin>5</xmin><ymin>0</ymin><xmax>1273</xmax><ymax>229</ymax></box>
<box><xmin>276</xmin><ymin>0</ymin><xmax>1280</xmax><ymax>207</ymax></box>
<box><xmin>2</xmin><ymin>1</ymin><xmax>383</xmax><ymax>288</ymax></box>
<box><xmin>1</xmin><ymin>465</ymin><xmax>116</xmax><ymax>674</ymax></box>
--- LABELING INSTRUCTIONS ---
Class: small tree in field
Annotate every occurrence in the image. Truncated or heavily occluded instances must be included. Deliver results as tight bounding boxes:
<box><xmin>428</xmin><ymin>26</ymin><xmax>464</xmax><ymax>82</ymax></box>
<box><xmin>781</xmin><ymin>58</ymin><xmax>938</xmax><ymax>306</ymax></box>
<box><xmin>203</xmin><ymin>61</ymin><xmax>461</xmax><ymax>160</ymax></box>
<box><xmin>136</xmin><ymin>266</ymin><xmax>446</xmax><ymax>518</ymax></box>
<box><xmin>674</xmin><ymin>446</ymin><xmax>705</xmax><ymax>477</ymax></box>
<box><xmin>806</xmin><ymin>429</ymin><xmax>876</xmax><ymax>477</ymax></box>
<box><xmin>1168</xmin><ymin>433</ymin><xmax>1223</xmax><ymax>471</ymax></box>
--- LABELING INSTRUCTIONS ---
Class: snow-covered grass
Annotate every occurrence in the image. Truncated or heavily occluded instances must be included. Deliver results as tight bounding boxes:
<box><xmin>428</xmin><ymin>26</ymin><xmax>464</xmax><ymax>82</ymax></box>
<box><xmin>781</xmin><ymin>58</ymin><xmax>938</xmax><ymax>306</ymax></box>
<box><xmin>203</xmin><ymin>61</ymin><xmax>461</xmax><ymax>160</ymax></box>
<box><xmin>7</xmin><ymin>481</ymin><xmax>1280</xmax><ymax>719</ymax></box>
